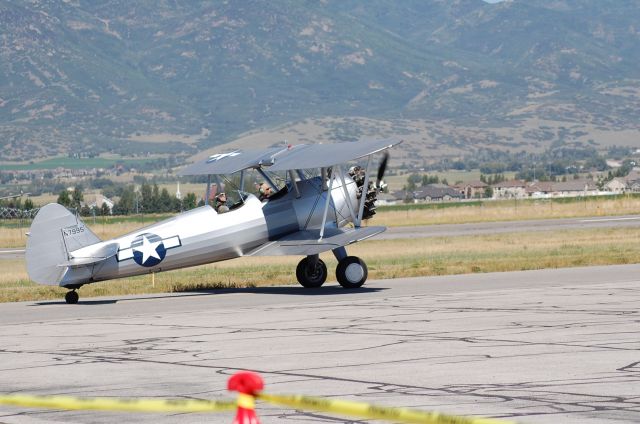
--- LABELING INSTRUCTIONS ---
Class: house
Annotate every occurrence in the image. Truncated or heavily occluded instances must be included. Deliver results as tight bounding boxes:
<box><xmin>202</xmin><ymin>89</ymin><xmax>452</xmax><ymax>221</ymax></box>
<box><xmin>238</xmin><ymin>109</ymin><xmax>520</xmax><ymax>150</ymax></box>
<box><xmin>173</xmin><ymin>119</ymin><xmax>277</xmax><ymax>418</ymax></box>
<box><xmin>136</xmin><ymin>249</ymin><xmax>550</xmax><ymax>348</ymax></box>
<box><xmin>549</xmin><ymin>179</ymin><xmax>599</xmax><ymax>197</ymax></box>
<box><xmin>391</xmin><ymin>190</ymin><xmax>414</xmax><ymax>203</ymax></box>
<box><xmin>413</xmin><ymin>184</ymin><xmax>463</xmax><ymax>203</ymax></box>
<box><xmin>526</xmin><ymin>181</ymin><xmax>554</xmax><ymax>198</ymax></box>
<box><xmin>375</xmin><ymin>192</ymin><xmax>398</xmax><ymax>206</ymax></box>
<box><xmin>88</xmin><ymin>194</ymin><xmax>115</xmax><ymax>213</ymax></box>
<box><xmin>458</xmin><ymin>180</ymin><xmax>488</xmax><ymax>199</ymax></box>
<box><xmin>605</xmin><ymin>178</ymin><xmax>627</xmax><ymax>194</ymax></box>
<box><xmin>492</xmin><ymin>180</ymin><xmax>528</xmax><ymax>199</ymax></box>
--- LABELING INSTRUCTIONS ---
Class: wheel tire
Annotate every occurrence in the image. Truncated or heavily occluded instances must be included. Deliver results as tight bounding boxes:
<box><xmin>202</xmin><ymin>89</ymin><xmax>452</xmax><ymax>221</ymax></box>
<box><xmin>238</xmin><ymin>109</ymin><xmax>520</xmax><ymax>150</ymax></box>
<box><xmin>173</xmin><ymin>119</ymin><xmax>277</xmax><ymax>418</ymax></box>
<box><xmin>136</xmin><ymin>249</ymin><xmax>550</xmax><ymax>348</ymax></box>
<box><xmin>65</xmin><ymin>290</ymin><xmax>79</xmax><ymax>304</ymax></box>
<box><xmin>296</xmin><ymin>258</ymin><xmax>327</xmax><ymax>288</ymax></box>
<box><xmin>336</xmin><ymin>256</ymin><xmax>368</xmax><ymax>289</ymax></box>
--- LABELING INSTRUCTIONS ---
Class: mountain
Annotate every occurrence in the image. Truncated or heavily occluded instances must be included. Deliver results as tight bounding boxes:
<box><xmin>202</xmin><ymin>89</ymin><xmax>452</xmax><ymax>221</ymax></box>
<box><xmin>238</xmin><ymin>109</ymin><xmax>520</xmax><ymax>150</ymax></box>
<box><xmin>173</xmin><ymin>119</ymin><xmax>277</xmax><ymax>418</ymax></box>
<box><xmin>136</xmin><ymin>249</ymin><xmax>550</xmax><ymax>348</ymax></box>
<box><xmin>1</xmin><ymin>0</ymin><xmax>639</xmax><ymax>163</ymax></box>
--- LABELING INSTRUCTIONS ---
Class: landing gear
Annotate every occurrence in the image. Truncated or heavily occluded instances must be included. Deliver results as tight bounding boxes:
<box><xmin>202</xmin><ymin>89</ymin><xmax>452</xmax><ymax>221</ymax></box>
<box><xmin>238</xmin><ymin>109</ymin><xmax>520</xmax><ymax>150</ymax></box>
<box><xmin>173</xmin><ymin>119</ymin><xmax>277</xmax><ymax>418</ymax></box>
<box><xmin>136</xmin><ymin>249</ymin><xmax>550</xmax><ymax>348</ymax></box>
<box><xmin>336</xmin><ymin>256</ymin><xmax>368</xmax><ymax>289</ymax></box>
<box><xmin>65</xmin><ymin>290</ymin><xmax>79</xmax><ymax>304</ymax></box>
<box><xmin>296</xmin><ymin>255</ymin><xmax>327</xmax><ymax>288</ymax></box>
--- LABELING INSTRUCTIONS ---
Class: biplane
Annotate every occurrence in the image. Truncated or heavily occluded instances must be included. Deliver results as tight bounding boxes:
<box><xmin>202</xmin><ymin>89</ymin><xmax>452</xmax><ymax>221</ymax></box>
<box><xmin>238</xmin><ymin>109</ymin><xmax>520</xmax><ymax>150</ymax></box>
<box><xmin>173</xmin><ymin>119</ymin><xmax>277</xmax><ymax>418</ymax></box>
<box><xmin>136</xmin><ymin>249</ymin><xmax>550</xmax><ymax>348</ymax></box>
<box><xmin>25</xmin><ymin>139</ymin><xmax>401</xmax><ymax>304</ymax></box>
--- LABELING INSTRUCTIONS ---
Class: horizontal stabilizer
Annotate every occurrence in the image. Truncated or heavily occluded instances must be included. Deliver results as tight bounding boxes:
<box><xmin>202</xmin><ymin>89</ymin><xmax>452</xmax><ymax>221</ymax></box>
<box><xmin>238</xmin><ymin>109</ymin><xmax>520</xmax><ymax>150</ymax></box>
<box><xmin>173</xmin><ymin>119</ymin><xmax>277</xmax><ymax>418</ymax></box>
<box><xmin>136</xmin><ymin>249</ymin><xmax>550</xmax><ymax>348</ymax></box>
<box><xmin>246</xmin><ymin>226</ymin><xmax>385</xmax><ymax>257</ymax></box>
<box><xmin>58</xmin><ymin>242</ymin><xmax>119</xmax><ymax>268</ymax></box>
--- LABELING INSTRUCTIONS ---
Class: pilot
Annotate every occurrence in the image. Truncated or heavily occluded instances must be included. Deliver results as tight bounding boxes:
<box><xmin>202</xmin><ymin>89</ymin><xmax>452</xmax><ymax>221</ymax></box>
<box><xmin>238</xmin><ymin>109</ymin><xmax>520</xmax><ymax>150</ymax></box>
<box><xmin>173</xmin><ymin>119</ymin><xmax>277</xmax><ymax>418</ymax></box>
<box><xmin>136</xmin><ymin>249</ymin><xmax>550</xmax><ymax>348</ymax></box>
<box><xmin>258</xmin><ymin>183</ymin><xmax>272</xmax><ymax>201</ymax></box>
<box><xmin>215</xmin><ymin>192</ymin><xmax>229</xmax><ymax>213</ymax></box>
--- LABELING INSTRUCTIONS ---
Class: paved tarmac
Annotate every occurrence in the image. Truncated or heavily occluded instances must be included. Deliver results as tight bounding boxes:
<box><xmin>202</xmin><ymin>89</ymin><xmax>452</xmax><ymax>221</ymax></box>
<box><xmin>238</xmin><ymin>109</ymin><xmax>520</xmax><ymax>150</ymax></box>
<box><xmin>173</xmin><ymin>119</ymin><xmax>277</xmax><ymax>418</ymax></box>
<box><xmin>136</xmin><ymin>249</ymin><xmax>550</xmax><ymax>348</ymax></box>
<box><xmin>1</xmin><ymin>264</ymin><xmax>639</xmax><ymax>423</ymax></box>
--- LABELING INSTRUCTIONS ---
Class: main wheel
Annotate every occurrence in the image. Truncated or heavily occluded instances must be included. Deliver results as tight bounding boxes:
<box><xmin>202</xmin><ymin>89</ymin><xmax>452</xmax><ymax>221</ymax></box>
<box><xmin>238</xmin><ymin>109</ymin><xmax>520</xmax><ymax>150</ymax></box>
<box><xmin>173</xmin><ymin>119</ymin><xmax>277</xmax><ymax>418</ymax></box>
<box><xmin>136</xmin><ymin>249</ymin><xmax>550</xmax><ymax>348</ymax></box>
<box><xmin>336</xmin><ymin>256</ymin><xmax>368</xmax><ymax>289</ymax></box>
<box><xmin>296</xmin><ymin>257</ymin><xmax>327</xmax><ymax>288</ymax></box>
<box><xmin>65</xmin><ymin>290</ymin><xmax>79</xmax><ymax>304</ymax></box>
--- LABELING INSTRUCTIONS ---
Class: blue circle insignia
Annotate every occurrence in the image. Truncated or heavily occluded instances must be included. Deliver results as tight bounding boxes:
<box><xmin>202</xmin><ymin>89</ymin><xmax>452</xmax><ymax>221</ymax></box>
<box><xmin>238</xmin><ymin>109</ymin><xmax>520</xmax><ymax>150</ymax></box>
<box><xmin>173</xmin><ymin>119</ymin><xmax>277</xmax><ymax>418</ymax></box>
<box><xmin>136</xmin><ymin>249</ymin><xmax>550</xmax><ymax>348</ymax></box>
<box><xmin>131</xmin><ymin>233</ymin><xmax>166</xmax><ymax>267</ymax></box>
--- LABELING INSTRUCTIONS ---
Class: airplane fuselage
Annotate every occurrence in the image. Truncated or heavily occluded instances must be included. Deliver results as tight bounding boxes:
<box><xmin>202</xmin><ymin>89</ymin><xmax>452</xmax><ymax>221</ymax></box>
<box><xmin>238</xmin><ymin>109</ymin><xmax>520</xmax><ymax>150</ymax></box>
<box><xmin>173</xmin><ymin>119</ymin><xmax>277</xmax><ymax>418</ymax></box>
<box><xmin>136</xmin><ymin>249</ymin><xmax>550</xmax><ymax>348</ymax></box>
<box><xmin>58</xmin><ymin>176</ymin><xmax>358</xmax><ymax>287</ymax></box>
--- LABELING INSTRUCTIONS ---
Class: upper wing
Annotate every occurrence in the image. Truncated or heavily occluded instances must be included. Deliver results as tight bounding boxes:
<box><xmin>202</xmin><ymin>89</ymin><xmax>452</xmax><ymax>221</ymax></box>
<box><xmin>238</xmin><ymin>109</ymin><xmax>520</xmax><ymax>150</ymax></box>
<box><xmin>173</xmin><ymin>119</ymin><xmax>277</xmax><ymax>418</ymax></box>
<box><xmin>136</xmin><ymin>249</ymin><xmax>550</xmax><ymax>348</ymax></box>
<box><xmin>266</xmin><ymin>138</ymin><xmax>400</xmax><ymax>171</ymax></box>
<box><xmin>245</xmin><ymin>226</ymin><xmax>385</xmax><ymax>257</ymax></box>
<box><xmin>178</xmin><ymin>139</ymin><xmax>401</xmax><ymax>176</ymax></box>
<box><xmin>178</xmin><ymin>146</ymin><xmax>283</xmax><ymax>176</ymax></box>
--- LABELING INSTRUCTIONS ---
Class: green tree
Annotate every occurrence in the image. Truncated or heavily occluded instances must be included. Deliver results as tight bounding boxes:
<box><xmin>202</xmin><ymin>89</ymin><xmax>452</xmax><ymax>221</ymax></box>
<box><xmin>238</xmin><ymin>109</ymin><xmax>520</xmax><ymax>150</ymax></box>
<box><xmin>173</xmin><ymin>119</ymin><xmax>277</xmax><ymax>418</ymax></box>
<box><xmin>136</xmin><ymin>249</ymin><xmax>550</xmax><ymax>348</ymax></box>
<box><xmin>159</xmin><ymin>188</ymin><xmax>173</xmax><ymax>213</ymax></box>
<box><xmin>140</xmin><ymin>183</ymin><xmax>153</xmax><ymax>213</ymax></box>
<box><xmin>23</xmin><ymin>198</ymin><xmax>34</xmax><ymax>210</ymax></box>
<box><xmin>57</xmin><ymin>190</ymin><xmax>71</xmax><ymax>207</ymax></box>
<box><xmin>71</xmin><ymin>186</ymin><xmax>84</xmax><ymax>209</ymax></box>
<box><xmin>183</xmin><ymin>192</ymin><xmax>197</xmax><ymax>210</ymax></box>
<box><xmin>114</xmin><ymin>186</ymin><xmax>135</xmax><ymax>215</ymax></box>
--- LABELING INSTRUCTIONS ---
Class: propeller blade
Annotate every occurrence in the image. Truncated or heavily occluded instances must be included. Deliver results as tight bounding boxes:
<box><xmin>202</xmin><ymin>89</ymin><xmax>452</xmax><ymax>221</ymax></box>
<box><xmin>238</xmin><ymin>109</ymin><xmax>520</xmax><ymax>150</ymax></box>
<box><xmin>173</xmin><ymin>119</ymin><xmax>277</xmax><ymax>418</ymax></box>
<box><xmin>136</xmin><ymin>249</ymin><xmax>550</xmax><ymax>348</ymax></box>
<box><xmin>376</xmin><ymin>152</ymin><xmax>389</xmax><ymax>187</ymax></box>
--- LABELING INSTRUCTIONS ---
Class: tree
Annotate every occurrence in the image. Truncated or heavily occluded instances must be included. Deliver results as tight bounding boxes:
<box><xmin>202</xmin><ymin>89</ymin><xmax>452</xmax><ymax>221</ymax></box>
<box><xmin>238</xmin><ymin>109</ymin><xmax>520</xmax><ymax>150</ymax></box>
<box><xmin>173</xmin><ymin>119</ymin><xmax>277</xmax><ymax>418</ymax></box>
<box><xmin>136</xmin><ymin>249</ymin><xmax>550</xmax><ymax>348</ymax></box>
<box><xmin>71</xmin><ymin>186</ymin><xmax>84</xmax><ymax>209</ymax></box>
<box><xmin>158</xmin><ymin>188</ymin><xmax>173</xmax><ymax>213</ymax></box>
<box><xmin>57</xmin><ymin>190</ymin><xmax>71</xmax><ymax>207</ymax></box>
<box><xmin>23</xmin><ymin>198</ymin><xmax>34</xmax><ymax>210</ymax></box>
<box><xmin>183</xmin><ymin>193</ymin><xmax>197</xmax><ymax>210</ymax></box>
<box><xmin>114</xmin><ymin>186</ymin><xmax>135</xmax><ymax>215</ymax></box>
<box><xmin>140</xmin><ymin>183</ymin><xmax>153</xmax><ymax>213</ymax></box>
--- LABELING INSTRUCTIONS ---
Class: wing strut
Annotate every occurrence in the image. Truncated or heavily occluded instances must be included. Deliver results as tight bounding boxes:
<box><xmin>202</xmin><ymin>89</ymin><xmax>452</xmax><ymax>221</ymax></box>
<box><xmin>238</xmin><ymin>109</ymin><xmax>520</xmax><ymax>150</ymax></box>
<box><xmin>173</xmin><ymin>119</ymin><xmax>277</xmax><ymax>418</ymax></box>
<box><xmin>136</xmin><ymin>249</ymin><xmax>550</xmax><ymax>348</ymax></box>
<box><xmin>205</xmin><ymin>175</ymin><xmax>212</xmax><ymax>206</ymax></box>
<box><xmin>318</xmin><ymin>169</ymin><xmax>335</xmax><ymax>241</ymax></box>
<box><xmin>355</xmin><ymin>155</ymin><xmax>372</xmax><ymax>227</ymax></box>
<box><xmin>289</xmin><ymin>170</ymin><xmax>301</xmax><ymax>198</ymax></box>
<box><xmin>337</xmin><ymin>166</ymin><xmax>357</xmax><ymax>224</ymax></box>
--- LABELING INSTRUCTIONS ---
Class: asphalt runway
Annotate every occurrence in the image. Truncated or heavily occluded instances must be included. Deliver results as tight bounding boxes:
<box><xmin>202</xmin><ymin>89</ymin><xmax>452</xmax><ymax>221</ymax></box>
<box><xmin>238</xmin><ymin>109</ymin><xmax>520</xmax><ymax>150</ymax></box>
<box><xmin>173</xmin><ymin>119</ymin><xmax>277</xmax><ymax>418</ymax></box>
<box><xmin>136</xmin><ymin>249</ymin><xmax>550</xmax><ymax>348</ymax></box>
<box><xmin>2</xmin><ymin>215</ymin><xmax>640</xmax><ymax>259</ymax></box>
<box><xmin>1</xmin><ymin>264</ymin><xmax>639</xmax><ymax>423</ymax></box>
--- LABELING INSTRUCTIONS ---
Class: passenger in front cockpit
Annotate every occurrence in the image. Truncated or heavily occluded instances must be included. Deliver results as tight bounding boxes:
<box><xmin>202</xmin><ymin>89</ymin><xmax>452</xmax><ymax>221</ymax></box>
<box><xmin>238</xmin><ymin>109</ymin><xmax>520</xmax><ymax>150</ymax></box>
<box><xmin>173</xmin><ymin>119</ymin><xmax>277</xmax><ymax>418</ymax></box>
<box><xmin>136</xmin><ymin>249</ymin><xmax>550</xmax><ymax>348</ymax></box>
<box><xmin>215</xmin><ymin>192</ymin><xmax>229</xmax><ymax>213</ymax></box>
<box><xmin>258</xmin><ymin>183</ymin><xmax>272</xmax><ymax>201</ymax></box>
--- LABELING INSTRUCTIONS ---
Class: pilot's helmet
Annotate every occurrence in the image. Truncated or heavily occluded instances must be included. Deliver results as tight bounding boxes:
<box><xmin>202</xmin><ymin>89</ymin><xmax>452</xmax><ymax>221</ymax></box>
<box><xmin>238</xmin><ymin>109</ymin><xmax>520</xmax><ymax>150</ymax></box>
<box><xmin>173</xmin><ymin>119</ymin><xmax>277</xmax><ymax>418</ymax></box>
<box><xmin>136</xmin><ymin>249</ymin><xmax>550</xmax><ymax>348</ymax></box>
<box><xmin>216</xmin><ymin>192</ymin><xmax>227</xmax><ymax>202</ymax></box>
<box><xmin>348</xmin><ymin>165</ymin><xmax>361</xmax><ymax>176</ymax></box>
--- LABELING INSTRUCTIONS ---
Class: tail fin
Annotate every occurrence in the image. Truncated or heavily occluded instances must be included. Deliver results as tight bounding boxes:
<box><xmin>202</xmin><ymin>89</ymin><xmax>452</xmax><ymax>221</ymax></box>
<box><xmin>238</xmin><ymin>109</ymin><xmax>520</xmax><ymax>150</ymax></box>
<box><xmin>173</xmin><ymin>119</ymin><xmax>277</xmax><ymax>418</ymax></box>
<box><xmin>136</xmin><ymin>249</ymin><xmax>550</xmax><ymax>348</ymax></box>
<box><xmin>26</xmin><ymin>203</ymin><xmax>101</xmax><ymax>285</ymax></box>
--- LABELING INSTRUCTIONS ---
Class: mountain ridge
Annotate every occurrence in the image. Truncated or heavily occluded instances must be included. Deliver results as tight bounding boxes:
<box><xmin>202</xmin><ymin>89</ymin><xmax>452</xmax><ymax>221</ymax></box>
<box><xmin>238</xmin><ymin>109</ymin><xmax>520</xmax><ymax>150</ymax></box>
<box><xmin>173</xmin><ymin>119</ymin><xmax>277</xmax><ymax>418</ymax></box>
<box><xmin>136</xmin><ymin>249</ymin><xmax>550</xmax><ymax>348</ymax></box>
<box><xmin>1</xmin><ymin>0</ymin><xmax>638</xmax><ymax>163</ymax></box>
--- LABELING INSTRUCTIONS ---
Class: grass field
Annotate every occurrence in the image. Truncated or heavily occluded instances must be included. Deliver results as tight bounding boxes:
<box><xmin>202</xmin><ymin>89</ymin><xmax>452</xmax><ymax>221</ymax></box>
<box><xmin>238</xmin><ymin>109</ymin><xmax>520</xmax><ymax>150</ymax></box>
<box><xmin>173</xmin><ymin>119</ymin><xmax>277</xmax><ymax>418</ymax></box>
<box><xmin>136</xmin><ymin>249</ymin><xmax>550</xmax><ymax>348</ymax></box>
<box><xmin>4</xmin><ymin>195</ymin><xmax>640</xmax><ymax>248</ymax></box>
<box><xmin>0</xmin><ymin>156</ymin><xmax>156</xmax><ymax>171</ymax></box>
<box><xmin>2</xmin><ymin>226</ymin><xmax>639</xmax><ymax>302</ymax></box>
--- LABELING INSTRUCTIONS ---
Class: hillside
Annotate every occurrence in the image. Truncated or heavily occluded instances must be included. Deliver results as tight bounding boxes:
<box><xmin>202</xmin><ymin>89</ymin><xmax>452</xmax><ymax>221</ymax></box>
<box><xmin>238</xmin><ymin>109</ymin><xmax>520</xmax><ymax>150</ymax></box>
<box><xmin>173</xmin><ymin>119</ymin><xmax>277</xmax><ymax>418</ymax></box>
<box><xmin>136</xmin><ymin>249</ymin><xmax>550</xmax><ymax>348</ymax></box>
<box><xmin>1</xmin><ymin>0</ymin><xmax>638</xmax><ymax>163</ymax></box>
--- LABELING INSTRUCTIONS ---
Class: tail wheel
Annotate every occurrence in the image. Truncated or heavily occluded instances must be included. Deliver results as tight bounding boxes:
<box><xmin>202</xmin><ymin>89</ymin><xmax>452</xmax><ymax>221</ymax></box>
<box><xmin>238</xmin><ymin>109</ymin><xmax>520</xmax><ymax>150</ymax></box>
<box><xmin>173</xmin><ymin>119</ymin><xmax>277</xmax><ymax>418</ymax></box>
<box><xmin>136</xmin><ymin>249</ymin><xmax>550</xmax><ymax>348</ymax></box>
<box><xmin>336</xmin><ymin>256</ymin><xmax>368</xmax><ymax>289</ymax></box>
<box><xmin>296</xmin><ymin>257</ymin><xmax>327</xmax><ymax>288</ymax></box>
<box><xmin>65</xmin><ymin>290</ymin><xmax>79</xmax><ymax>304</ymax></box>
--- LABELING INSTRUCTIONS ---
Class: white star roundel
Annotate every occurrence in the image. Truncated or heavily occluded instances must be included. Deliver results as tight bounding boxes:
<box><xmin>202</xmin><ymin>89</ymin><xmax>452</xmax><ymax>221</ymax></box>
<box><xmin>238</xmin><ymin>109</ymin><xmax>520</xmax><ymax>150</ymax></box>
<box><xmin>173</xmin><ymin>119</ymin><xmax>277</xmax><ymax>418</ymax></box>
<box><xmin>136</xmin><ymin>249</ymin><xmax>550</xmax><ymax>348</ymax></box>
<box><xmin>116</xmin><ymin>233</ymin><xmax>182</xmax><ymax>266</ymax></box>
<box><xmin>132</xmin><ymin>233</ymin><xmax>166</xmax><ymax>267</ymax></box>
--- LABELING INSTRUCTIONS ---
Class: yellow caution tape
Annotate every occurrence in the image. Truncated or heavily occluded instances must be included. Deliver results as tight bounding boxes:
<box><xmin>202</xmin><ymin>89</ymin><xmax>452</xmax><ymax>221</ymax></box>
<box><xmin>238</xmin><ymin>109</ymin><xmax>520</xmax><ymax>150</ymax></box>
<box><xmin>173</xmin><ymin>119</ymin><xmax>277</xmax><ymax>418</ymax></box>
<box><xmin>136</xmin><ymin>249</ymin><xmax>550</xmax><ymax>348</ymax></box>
<box><xmin>0</xmin><ymin>394</ymin><xmax>236</xmax><ymax>414</ymax></box>
<box><xmin>237</xmin><ymin>393</ymin><xmax>255</xmax><ymax>409</ymax></box>
<box><xmin>0</xmin><ymin>392</ymin><xmax>515</xmax><ymax>423</ymax></box>
<box><xmin>257</xmin><ymin>393</ymin><xmax>515</xmax><ymax>424</ymax></box>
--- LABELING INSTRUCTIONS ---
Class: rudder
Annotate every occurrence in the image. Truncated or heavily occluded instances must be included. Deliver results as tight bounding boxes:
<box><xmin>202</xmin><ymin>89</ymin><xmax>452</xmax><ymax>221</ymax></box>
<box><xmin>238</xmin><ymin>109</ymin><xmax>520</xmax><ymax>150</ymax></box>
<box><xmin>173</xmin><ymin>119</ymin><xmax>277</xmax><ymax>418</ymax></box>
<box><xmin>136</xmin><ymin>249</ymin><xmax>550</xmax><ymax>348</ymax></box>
<box><xmin>26</xmin><ymin>203</ymin><xmax>101</xmax><ymax>285</ymax></box>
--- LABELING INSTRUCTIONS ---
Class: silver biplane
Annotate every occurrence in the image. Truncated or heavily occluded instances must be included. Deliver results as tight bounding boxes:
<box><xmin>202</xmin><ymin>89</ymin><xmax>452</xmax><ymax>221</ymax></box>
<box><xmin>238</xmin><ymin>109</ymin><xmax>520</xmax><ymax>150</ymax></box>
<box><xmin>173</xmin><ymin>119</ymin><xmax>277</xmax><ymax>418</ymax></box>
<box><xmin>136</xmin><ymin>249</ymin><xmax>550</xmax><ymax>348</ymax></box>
<box><xmin>26</xmin><ymin>139</ymin><xmax>400</xmax><ymax>304</ymax></box>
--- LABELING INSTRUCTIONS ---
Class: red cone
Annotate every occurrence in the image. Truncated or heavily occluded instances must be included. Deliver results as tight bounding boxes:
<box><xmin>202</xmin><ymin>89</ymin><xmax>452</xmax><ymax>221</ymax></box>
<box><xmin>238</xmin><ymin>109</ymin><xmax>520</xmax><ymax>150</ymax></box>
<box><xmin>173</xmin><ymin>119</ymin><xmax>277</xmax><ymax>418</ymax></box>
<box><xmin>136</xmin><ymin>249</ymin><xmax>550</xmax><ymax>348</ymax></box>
<box><xmin>228</xmin><ymin>371</ymin><xmax>264</xmax><ymax>424</ymax></box>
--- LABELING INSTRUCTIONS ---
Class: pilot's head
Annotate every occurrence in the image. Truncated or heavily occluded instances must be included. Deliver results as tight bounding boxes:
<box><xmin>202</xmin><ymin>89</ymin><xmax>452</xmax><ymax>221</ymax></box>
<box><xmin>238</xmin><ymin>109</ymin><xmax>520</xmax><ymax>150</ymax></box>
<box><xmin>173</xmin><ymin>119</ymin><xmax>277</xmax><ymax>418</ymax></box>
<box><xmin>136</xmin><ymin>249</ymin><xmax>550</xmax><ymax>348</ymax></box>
<box><xmin>259</xmin><ymin>183</ymin><xmax>272</xmax><ymax>197</ymax></box>
<box><xmin>216</xmin><ymin>192</ymin><xmax>227</xmax><ymax>203</ymax></box>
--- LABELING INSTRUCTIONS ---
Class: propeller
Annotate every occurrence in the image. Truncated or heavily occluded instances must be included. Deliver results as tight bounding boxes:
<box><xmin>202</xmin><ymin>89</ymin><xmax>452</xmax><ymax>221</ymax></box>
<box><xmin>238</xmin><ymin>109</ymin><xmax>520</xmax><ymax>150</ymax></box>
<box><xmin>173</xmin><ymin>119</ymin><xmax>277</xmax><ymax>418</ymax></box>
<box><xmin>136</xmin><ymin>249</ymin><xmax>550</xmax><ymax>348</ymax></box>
<box><xmin>376</xmin><ymin>152</ymin><xmax>389</xmax><ymax>190</ymax></box>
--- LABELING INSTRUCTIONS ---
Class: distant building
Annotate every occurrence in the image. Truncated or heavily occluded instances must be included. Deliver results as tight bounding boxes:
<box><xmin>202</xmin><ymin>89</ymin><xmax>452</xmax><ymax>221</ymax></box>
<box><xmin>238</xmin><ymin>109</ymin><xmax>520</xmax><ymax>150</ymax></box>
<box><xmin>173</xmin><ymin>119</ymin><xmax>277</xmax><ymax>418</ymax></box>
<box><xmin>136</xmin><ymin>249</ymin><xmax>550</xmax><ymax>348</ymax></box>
<box><xmin>391</xmin><ymin>190</ymin><xmax>414</xmax><ymax>203</ymax></box>
<box><xmin>413</xmin><ymin>184</ymin><xmax>463</xmax><ymax>203</ymax></box>
<box><xmin>376</xmin><ymin>192</ymin><xmax>398</xmax><ymax>206</ymax></box>
<box><xmin>88</xmin><ymin>194</ymin><xmax>114</xmax><ymax>213</ymax></box>
<box><xmin>175</xmin><ymin>182</ymin><xmax>182</xmax><ymax>200</ymax></box>
<box><xmin>492</xmin><ymin>180</ymin><xmax>528</xmax><ymax>199</ymax></box>
<box><xmin>605</xmin><ymin>178</ymin><xmax>627</xmax><ymax>194</ymax></box>
<box><xmin>549</xmin><ymin>179</ymin><xmax>599</xmax><ymax>197</ymax></box>
<box><xmin>526</xmin><ymin>181</ymin><xmax>554</xmax><ymax>198</ymax></box>
<box><xmin>457</xmin><ymin>180</ymin><xmax>488</xmax><ymax>199</ymax></box>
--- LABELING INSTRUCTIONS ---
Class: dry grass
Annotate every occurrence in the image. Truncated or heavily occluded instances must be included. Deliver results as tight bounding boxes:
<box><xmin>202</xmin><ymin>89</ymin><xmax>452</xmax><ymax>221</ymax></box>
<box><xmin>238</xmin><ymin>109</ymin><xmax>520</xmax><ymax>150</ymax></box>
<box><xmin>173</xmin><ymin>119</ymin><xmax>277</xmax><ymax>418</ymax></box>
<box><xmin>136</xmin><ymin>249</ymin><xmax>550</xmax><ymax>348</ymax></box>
<box><xmin>2</xmin><ymin>196</ymin><xmax>640</xmax><ymax>248</ymax></box>
<box><xmin>2</xmin><ymin>227</ymin><xmax>639</xmax><ymax>303</ymax></box>
<box><xmin>373</xmin><ymin>196</ymin><xmax>640</xmax><ymax>226</ymax></box>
